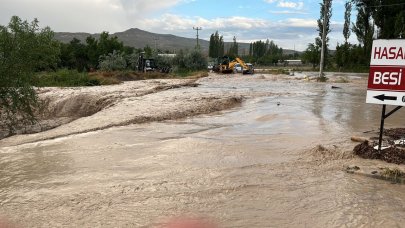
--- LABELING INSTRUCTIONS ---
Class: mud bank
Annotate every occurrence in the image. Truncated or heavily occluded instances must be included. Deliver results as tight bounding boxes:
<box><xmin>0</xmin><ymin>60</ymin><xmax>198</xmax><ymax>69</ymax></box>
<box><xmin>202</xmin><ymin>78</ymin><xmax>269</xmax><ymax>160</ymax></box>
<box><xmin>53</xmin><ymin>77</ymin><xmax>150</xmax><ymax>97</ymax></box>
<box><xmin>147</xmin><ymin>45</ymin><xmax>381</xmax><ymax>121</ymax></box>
<box><xmin>0</xmin><ymin>79</ymin><xmax>200</xmax><ymax>140</ymax></box>
<box><xmin>0</xmin><ymin>78</ymin><xmax>245</xmax><ymax>147</ymax></box>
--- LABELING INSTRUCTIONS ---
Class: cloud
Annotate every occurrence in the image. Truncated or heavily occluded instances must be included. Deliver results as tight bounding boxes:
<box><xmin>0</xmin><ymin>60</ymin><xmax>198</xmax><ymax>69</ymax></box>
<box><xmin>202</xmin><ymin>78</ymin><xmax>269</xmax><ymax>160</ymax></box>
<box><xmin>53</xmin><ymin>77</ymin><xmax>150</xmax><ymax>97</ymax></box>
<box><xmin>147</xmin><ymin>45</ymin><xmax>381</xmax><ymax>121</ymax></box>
<box><xmin>137</xmin><ymin>13</ymin><xmax>347</xmax><ymax>51</ymax></box>
<box><xmin>278</xmin><ymin>1</ymin><xmax>304</xmax><ymax>9</ymax></box>
<box><xmin>0</xmin><ymin>0</ymin><xmax>348</xmax><ymax>51</ymax></box>
<box><xmin>281</xmin><ymin>18</ymin><xmax>317</xmax><ymax>27</ymax></box>
<box><xmin>0</xmin><ymin>0</ymin><xmax>190</xmax><ymax>33</ymax></box>
<box><xmin>141</xmin><ymin>14</ymin><xmax>270</xmax><ymax>31</ymax></box>
<box><xmin>117</xmin><ymin>0</ymin><xmax>184</xmax><ymax>16</ymax></box>
<box><xmin>136</xmin><ymin>14</ymin><xmax>329</xmax><ymax>50</ymax></box>
<box><xmin>269</xmin><ymin>10</ymin><xmax>309</xmax><ymax>15</ymax></box>
<box><xmin>264</xmin><ymin>0</ymin><xmax>305</xmax><ymax>10</ymax></box>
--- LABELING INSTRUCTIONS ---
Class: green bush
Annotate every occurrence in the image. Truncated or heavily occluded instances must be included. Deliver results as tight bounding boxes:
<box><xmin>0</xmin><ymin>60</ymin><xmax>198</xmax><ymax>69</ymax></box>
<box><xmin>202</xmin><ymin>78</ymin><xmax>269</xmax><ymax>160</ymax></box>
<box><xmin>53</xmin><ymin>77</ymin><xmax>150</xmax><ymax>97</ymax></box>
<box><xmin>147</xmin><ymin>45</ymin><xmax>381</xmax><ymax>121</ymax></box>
<box><xmin>172</xmin><ymin>49</ymin><xmax>207</xmax><ymax>73</ymax></box>
<box><xmin>33</xmin><ymin>69</ymin><xmax>101</xmax><ymax>87</ymax></box>
<box><xmin>98</xmin><ymin>50</ymin><xmax>127</xmax><ymax>71</ymax></box>
<box><xmin>154</xmin><ymin>55</ymin><xmax>173</xmax><ymax>70</ymax></box>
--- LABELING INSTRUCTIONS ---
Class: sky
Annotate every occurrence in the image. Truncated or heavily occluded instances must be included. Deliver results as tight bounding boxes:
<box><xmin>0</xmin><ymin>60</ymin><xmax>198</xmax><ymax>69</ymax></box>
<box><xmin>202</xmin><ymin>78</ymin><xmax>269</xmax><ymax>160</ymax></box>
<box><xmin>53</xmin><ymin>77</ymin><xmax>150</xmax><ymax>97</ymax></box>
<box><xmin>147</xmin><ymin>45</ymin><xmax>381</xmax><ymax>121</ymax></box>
<box><xmin>0</xmin><ymin>0</ymin><xmax>358</xmax><ymax>51</ymax></box>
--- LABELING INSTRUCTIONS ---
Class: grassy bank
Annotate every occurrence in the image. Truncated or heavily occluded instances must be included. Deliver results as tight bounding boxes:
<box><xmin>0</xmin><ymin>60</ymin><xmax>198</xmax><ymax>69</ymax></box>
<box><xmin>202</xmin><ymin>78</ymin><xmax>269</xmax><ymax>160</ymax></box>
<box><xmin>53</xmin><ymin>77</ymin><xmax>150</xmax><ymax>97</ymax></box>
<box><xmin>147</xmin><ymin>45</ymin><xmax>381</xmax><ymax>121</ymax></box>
<box><xmin>33</xmin><ymin>69</ymin><xmax>118</xmax><ymax>87</ymax></box>
<box><xmin>33</xmin><ymin>69</ymin><xmax>208</xmax><ymax>87</ymax></box>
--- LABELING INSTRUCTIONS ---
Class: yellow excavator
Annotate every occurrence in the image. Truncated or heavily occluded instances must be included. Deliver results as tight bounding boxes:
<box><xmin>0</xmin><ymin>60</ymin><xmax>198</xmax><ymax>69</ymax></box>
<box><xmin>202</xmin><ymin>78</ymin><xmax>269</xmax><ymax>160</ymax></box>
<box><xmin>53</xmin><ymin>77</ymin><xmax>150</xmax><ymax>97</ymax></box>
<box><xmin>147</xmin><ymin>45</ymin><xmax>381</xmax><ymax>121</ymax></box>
<box><xmin>213</xmin><ymin>56</ymin><xmax>254</xmax><ymax>74</ymax></box>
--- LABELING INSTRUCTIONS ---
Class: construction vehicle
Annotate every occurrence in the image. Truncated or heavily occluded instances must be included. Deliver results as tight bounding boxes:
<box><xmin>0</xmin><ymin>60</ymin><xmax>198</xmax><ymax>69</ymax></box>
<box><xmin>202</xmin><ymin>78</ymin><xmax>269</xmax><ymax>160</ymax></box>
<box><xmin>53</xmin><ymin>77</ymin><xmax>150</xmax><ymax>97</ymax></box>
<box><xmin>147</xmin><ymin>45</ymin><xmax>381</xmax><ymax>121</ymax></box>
<box><xmin>212</xmin><ymin>56</ymin><xmax>232</xmax><ymax>73</ymax></box>
<box><xmin>232</xmin><ymin>57</ymin><xmax>254</xmax><ymax>74</ymax></box>
<box><xmin>213</xmin><ymin>56</ymin><xmax>254</xmax><ymax>74</ymax></box>
<box><xmin>137</xmin><ymin>52</ymin><xmax>157</xmax><ymax>72</ymax></box>
<box><xmin>137</xmin><ymin>52</ymin><xmax>171</xmax><ymax>73</ymax></box>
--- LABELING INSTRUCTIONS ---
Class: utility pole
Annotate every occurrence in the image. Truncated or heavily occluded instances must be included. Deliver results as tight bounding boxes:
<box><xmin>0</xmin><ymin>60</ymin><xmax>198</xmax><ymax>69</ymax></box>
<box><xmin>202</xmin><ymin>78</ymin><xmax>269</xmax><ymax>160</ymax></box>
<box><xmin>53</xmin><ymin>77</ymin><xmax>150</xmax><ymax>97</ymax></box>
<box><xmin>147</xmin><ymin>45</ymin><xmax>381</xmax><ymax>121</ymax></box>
<box><xmin>193</xmin><ymin>27</ymin><xmax>202</xmax><ymax>48</ymax></box>
<box><xmin>153</xmin><ymin>37</ymin><xmax>159</xmax><ymax>51</ymax></box>
<box><xmin>293</xmin><ymin>44</ymin><xmax>296</xmax><ymax>59</ymax></box>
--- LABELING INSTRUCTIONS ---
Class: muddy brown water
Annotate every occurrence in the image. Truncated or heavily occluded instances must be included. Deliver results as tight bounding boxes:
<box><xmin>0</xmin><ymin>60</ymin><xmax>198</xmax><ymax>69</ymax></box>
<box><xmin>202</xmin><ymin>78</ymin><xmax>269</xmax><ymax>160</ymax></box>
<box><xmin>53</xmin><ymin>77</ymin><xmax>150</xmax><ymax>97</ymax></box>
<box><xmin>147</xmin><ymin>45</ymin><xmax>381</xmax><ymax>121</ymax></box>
<box><xmin>1</xmin><ymin>74</ymin><xmax>405</xmax><ymax>227</ymax></box>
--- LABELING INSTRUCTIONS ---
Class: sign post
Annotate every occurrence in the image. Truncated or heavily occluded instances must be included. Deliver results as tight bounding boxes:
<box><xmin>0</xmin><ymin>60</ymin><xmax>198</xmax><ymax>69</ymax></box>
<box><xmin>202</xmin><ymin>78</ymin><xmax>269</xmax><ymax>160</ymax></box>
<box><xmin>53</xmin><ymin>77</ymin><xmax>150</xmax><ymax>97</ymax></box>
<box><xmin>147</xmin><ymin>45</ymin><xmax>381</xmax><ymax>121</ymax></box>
<box><xmin>367</xmin><ymin>40</ymin><xmax>405</xmax><ymax>152</ymax></box>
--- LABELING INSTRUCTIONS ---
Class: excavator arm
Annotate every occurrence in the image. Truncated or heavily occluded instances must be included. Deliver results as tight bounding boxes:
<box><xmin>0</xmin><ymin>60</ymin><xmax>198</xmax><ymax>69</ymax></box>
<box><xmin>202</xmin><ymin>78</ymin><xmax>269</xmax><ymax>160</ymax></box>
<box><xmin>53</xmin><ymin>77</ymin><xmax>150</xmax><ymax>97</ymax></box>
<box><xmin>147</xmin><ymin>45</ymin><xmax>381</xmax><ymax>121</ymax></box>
<box><xmin>214</xmin><ymin>56</ymin><xmax>254</xmax><ymax>74</ymax></box>
<box><xmin>235</xmin><ymin>57</ymin><xmax>249</xmax><ymax>69</ymax></box>
<box><xmin>234</xmin><ymin>57</ymin><xmax>254</xmax><ymax>74</ymax></box>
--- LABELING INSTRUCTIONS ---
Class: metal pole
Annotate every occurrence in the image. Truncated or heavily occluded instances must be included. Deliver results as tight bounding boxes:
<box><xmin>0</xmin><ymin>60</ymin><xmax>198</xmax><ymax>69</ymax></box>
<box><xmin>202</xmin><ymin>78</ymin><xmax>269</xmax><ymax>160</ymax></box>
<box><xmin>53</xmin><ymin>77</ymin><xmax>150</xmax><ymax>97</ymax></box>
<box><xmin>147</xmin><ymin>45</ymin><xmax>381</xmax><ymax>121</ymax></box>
<box><xmin>153</xmin><ymin>37</ymin><xmax>159</xmax><ymax>51</ymax></box>
<box><xmin>193</xmin><ymin>27</ymin><xmax>202</xmax><ymax>48</ymax></box>
<box><xmin>378</xmin><ymin>104</ymin><xmax>386</xmax><ymax>152</ymax></box>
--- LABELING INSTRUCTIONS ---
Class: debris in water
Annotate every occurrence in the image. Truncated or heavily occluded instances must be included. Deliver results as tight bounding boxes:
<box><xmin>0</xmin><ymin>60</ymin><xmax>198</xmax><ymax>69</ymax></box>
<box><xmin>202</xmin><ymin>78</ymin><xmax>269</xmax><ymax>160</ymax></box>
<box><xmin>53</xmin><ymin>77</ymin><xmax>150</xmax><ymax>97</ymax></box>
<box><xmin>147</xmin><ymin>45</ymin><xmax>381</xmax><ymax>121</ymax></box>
<box><xmin>394</xmin><ymin>138</ymin><xmax>405</xmax><ymax>147</ymax></box>
<box><xmin>350</xmin><ymin>136</ymin><xmax>368</xmax><ymax>143</ymax></box>
<box><xmin>346</xmin><ymin>165</ymin><xmax>405</xmax><ymax>184</ymax></box>
<box><xmin>353</xmin><ymin>140</ymin><xmax>405</xmax><ymax>164</ymax></box>
<box><xmin>384</xmin><ymin>128</ymin><xmax>405</xmax><ymax>140</ymax></box>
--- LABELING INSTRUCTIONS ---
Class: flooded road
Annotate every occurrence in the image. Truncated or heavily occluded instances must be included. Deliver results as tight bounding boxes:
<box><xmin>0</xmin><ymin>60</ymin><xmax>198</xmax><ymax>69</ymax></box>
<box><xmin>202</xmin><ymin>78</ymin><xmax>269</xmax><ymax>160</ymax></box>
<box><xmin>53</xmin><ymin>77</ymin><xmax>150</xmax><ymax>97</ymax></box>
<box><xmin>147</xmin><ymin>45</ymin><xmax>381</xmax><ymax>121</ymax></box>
<box><xmin>1</xmin><ymin>74</ymin><xmax>405</xmax><ymax>227</ymax></box>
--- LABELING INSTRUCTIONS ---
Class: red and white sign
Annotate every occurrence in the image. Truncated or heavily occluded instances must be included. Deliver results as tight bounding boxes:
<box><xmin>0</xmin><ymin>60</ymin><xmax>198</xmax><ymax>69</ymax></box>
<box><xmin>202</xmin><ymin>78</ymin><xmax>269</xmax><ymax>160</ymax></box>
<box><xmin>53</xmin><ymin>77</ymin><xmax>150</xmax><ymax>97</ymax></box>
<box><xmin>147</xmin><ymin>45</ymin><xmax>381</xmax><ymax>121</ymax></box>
<box><xmin>367</xmin><ymin>40</ymin><xmax>405</xmax><ymax>106</ymax></box>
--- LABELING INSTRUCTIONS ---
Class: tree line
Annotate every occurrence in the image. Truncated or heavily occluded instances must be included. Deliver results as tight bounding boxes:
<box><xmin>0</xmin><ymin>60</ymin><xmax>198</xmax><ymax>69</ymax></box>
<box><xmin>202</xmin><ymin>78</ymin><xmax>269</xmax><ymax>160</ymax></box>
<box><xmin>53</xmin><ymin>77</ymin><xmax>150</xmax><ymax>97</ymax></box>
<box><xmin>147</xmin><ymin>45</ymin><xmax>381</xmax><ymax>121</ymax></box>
<box><xmin>208</xmin><ymin>31</ymin><xmax>284</xmax><ymax>65</ymax></box>
<box><xmin>303</xmin><ymin>0</ymin><xmax>405</xmax><ymax>72</ymax></box>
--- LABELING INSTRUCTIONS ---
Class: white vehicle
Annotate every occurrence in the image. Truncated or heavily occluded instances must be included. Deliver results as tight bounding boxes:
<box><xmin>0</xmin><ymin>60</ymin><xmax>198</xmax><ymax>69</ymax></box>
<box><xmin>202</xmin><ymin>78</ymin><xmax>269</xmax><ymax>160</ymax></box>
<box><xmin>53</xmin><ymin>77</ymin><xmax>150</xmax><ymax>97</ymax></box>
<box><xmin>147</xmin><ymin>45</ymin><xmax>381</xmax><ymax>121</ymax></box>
<box><xmin>234</xmin><ymin>63</ymin><xmax>243</xmax><ymax>73</ymax></box>
<box><xmin>245</xmin><ymin>63</ymin><xmax>254</xmax><ymax>74</ymax></box>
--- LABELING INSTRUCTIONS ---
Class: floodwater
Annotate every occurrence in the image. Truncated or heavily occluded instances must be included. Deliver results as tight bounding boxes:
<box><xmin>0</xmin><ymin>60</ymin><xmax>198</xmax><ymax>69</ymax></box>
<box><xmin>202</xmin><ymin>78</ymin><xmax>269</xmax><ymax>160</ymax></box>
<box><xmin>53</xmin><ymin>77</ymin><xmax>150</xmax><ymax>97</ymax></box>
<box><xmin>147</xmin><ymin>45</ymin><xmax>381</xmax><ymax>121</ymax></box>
<box><xmin>1</xmin><ymin>74</ymin><xmax>405</xmax><ymax>227</ymax></box>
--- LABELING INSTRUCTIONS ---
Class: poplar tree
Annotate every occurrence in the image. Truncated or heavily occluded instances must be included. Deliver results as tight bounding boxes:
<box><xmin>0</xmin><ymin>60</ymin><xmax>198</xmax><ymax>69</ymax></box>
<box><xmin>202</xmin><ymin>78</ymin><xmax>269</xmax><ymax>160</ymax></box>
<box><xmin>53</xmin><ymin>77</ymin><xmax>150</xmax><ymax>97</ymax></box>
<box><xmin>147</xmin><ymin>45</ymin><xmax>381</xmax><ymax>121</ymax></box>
<box><xmin>352</xmin><ymin>1</ymin><xmax>374</xmax><ymax>61</ymax></box>
<box><xmin>318</xmin><ymin>0</ymin><xmax>332</xmax><ymax>81</ymax></box>
<box><xmin>343</xmin><ymin>1</ymin><xmax>352</xmax><ymax>44</ymax></box>
<box><xmin>227</xmin><ymin>36</ymin><xmax>238</xmax><ymax>58</ymax></box>
<box><xmin>208</xmin><ymin>31</ymin><xmax>224</xmax><ymax>58</ymax></box>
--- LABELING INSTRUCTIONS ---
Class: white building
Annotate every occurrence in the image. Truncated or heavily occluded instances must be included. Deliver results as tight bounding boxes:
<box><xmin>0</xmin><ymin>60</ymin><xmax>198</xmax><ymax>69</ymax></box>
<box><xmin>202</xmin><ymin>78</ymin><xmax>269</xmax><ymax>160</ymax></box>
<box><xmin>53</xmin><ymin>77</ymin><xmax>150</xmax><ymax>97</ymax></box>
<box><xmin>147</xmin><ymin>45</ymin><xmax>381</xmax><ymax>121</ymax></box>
<box><xmin>285</xmin><ymin>60</ymin><xmax>302</xmax><ymax>66</ymax></box>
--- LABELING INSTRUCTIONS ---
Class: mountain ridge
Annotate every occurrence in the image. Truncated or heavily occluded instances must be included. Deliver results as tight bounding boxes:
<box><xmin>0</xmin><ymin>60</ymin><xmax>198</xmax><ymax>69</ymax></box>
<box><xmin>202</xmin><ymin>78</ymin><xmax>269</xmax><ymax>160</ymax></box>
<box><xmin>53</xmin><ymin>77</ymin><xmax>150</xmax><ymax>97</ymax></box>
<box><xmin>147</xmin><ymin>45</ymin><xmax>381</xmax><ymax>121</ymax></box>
<box><xmin>54</xmin><ymin>28</ymin><xmax>299</xmax><ymax>55</ymax></box>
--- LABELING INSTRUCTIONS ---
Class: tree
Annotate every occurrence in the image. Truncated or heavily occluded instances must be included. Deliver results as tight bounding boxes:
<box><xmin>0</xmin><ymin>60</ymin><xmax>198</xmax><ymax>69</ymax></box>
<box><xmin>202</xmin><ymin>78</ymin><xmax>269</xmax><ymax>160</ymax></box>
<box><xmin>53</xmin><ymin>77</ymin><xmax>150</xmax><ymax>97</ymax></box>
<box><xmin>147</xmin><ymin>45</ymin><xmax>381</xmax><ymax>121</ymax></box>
<box><xmin>172</xmin><ymin>49</ymin><xmax>207</xmax><ymax>72</ymax></box>
<box><xmin>249</xmin><ymin>40</ymin><xmax>283</xmax><ymax>65</ymax></box>
<box><xmin>98</xmin><ymin>50</ymin><xmax>127</xmax><ymax>71</ymax></box>
<box><xmin>97</xmin><ymin>32</ymin><xmax>124</xmax><ymax>57</ymax></box>
<box><xmin>394</xmin><ymin>11</ymin><xmax>405</xmax><ymax>38</ymax></box>
<box><xmin>208</xmin><ymin>31</ymin><xmax>224</xmax><ymax>58</ymax></box>
<box><xmin>318</xmin><ymin>0</ymin><xmax>332</xmax><ymax>80</ymax></box>
<box><xmin>69</xmin><ymin>38</ymin><xmax>89</xmax><ymax>71</ymax></box>
<box><xmin>218</xmin><ymin>35</ymin><xmax>224</xmax><ymax>57</ymax></box>
<box><xmin>339</xmin><ymin>1</ymin><xmax>352</xmax><ymax>69</ymax></box>
<box><xmin>209</xmin><ymin>33</ymin><xmax>215</xmax><ymax>58</ymax></box>
<box><xmin>368</xmin><ymin>0</ymin><xmax>405</xmax><ymax>39</ymax></box>
<box><xmin>343</xmin><ymin>1</ymin><xmax>352</xmax><ymax>44</ymax></box>
<box><xmin>0</xmin><ymin>16</ymin><xmax>59</xmax><ymax>132</ymax></box>
<box><xmin>86</xmin><ymin>36</ymin><xmax>99</xmax><ymax>69</ymax></box>
<box><xmin>227</xmin><ymin>36</ymin><xmax>239</xmax><ymax>58</ymax></box>
<box><xmin>251</xmin><ymin>40</ymin><xmax>266</xmax><ymax>59</ymax></box>
<box><xmin>302</xmin><ymin>42</ymin><xmax>321</xmax><ymax>69</ymax></box>
<box><xmin>352</xmin><ymin>1</ymin><xmax>374</xmax><ymax>62</ymax></box>
<box><xmin>143</xmin><ymin>45</ymin><xmax>153</xmax><ymax>58</ymax></box>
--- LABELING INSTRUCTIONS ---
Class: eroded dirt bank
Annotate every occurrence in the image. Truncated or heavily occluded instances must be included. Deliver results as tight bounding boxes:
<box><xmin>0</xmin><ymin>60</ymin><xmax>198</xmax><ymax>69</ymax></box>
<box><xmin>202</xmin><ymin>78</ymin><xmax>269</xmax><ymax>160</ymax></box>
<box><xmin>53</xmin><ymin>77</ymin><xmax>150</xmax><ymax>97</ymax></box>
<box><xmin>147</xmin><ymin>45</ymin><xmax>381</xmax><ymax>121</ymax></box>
<box><xmin>1</xmin><ymin>78</ymin><xmax>245</xmax><ymax>147</ymax></box>
<box><xmin>0</xmin><ymin>79</ymin><xmax>200</xmax><ymax>139</ymax></box>
<box><xmin>1</xmin><ymin>72</ymin><xmax>405</xmax><ymax>227</ymax></box>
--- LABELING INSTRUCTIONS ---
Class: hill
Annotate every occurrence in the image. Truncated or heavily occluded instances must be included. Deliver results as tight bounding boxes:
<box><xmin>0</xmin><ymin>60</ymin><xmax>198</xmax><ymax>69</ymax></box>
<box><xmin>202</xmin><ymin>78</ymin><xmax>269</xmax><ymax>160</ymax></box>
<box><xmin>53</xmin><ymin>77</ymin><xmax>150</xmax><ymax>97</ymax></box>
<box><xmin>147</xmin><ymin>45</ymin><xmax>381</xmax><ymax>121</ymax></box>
<box><xmin>54</xmin><ymin>28</ymin><xmax>300</xmax><ymax>56</ymax></box>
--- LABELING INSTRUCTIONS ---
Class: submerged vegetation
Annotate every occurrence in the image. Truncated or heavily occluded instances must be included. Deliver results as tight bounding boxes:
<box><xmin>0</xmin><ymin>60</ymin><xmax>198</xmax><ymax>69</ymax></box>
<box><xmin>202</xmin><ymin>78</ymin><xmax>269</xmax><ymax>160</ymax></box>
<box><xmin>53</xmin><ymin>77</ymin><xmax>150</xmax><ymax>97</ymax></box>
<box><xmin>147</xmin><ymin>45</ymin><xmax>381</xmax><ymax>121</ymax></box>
<box><xmin>381</xmin><ymin>167</ymin><xmax>405</xmax><ymax>181</ymax></box>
